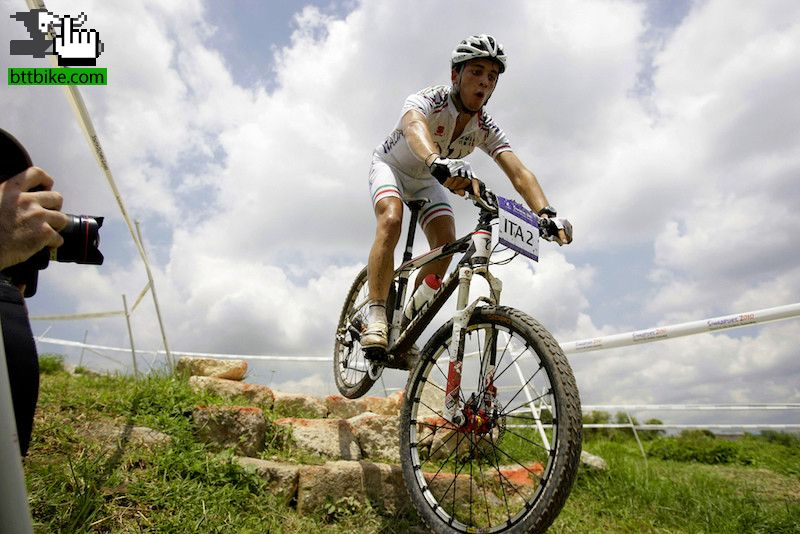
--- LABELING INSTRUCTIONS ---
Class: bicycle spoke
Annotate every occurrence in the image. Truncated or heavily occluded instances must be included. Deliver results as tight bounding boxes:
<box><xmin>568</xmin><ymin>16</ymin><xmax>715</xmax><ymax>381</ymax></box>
<box><xmin>501</xmin><ymin>367</ymin><xmax>545</xmax><ymax>416</ymax></box>
<box><xmin>493</xmin><ymin>341</ymin><xmax>533</xmax><ymax>384</ymax></box>
<box><xmin>501</xmin><ymin>426</ymin><xmax>552</xmax><ymax>453</ymax></box>
<box><xmin>423</xmin><ymin>425</ymin><xmax>463</xmax><ymax>469</ymax></box>
<box><xmin>503</xmin><ymin>390</ymin><xmax>551</xmax><ymax>418</ymax></box>
<box><xmin>487</xmin><ymin>431</ymin><xmax>546</xmax><ymax>484</ymax></box>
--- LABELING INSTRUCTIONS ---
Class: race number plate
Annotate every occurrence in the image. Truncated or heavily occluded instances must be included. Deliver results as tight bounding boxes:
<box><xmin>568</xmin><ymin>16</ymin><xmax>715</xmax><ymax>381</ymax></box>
<box><xmin>494</xmin><ymin>196</ymin><xmax>539</xmax><ymax>262</ymax></box>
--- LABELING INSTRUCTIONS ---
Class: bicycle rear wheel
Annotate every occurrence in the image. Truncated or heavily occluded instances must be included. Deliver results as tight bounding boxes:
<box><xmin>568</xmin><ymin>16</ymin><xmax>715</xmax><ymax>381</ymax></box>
<box><xmin>334</xmin><ymin>267</ymin><xmax>397</xmax><ymax>398</ymax></box>
<box><xmin>400</xmin><ymin>306</ymin><xmax>582</xmax><ymax>533</ymax></box>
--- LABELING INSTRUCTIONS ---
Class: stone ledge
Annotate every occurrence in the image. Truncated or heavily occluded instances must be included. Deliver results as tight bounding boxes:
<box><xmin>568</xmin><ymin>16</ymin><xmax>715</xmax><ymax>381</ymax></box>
<box><xmin>176</xmin><ymin>356</ymin><xmax>248</xmax><ymax>380</ymax></box>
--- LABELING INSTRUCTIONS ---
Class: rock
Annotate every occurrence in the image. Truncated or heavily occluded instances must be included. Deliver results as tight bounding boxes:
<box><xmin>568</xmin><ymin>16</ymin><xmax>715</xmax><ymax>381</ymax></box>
<box><xmin>81</xmin><ymin>421</ymin><xmax>172</xmax><ymax>450</ymax></box>
<box><xmin>347</xmin><ymin>412</ymin><xmax>400</xmax><ymax>462</ymax></box>
<box><xmin>189</xmin><ymin>376</ymin><xmax>274</xmax><ymax>408</ymax></box>
<box><xmin>358</xmin><ymin>461</ymin><xmax>411</xmax><ymax>515</ymax></box>
<box><xmin>325</xmin><ymin>395</ymin><xmax>368</xmax><ymax>419</ymax></box>
<box><xmin>364</xmin><ymin>390</ymin><xmax>404</xmax><ymax>415</ymax></box>
<box><xmin>295</xmin><ymin>460</ymin><xmax>412</xmax><ymax>516</ymax></box>
<box><xmin>296</xmin><ymin>461</ymin><xmax>366</xmax><ymax>515</ymax></box>
<box><xmin>581</xmin><ymin>450</ymin><xmax>609</xmax><ymax>470</ymax></box>
<box><xmin>176</xmin><ymin>357</ymin><xmax>247</xmax><ymax>380</ymax></box>
<box><xmin>273</xmin><ymin>391</ymin><xmax>327</xmax><ymax>418</ymax></box>
<box><xmin>235</xmin><ymin>457</ymin><xmax>300</xmax><ymax>502</ymax></box>
<box><xmin>192</xmin><ymin>406</ymin><xmax>266</xmax><ymax>457</ymax></box>
<box><xmin>275</xmin><ymin>418</ymin><xmax>361</xmax><ymax>460</ymax></box>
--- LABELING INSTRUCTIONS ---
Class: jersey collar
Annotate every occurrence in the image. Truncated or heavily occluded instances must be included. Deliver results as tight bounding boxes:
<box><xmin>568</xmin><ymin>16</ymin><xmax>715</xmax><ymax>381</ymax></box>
<box><xmin>447</xmin><ymin>91</ymin><xmax>481</xmax><ymax>135</ymax></box>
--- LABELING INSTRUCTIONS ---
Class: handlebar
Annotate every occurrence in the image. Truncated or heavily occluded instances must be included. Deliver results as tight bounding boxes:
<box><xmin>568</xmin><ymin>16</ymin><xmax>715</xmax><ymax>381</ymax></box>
<box><xmin>431</xmin><ymin>162</ymin><xmax>572</xmax><ymax>244</ymax></box>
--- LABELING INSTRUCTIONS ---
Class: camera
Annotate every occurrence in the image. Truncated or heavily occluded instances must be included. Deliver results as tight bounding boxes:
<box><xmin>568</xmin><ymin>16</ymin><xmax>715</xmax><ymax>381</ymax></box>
<box><xmin>0</xmin><ymin>128</ymin><xmax>104</xmax><ymax>297</ymax></box>
<box><xmin>52</xmin><ymin>214</ymin><xmax>104</xmax><ymax>264</ymax></box>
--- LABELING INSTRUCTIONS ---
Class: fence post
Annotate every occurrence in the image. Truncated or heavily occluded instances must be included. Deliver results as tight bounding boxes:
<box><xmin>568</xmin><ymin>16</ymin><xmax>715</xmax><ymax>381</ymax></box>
<box><xmin>0</xmin><ymin>322</ymin><xmax>35</xmax><ymax>533</ymax></box>
<box><xmin>626</xmin><ymin>411</ymin><xmax>647</xmax><ymax>461</ymax></box>
<box><xmin>122</xmin><ymin>295</ymin><xmax>138</xmax><ymax>377</ymax></box>
<box><xmin>134</xmin><ymin>221</ymin><xmax>173</xmax><ymax>370</ymax></box>
<box><xmin>77</xmin><ymin>329</ymin><xmax>88</xmax><ymax>369</ymax></box>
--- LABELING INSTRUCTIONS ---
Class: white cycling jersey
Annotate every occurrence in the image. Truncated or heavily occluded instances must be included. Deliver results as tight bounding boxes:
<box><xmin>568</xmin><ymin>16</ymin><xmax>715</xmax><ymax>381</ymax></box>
<box><xmin>374</xmin><ymin>85</ymin><xmax>513</xmax><ymax>178</ymax></box>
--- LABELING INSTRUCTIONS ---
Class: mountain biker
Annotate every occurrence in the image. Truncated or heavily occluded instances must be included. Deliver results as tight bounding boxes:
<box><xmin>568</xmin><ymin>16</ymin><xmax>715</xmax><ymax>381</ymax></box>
<box><xmin>363</xmin><ymin>34</ymin><xmax>572</xmax><ymax>350</ymax></box>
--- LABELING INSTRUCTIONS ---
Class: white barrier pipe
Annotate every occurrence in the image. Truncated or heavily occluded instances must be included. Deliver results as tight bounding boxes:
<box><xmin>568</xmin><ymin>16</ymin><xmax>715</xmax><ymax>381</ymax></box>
<box><xmin>35</xmin><ymin>302</ymin><xmax>800</xmax><ymax>363</ymax></box>
<box><xmin>583</xmin><ymin>424</ymin><xmax>800</xmax><ymax>430</ymax></box>
<box><xmin>561</xmin><ymin>302</ymin><xmax>800</xmax><ymax>354</ymax></box>
<box><xmin>583</xmin><ymin>404</ymin><xmax>800</xmax><ymax>411</ymax></box>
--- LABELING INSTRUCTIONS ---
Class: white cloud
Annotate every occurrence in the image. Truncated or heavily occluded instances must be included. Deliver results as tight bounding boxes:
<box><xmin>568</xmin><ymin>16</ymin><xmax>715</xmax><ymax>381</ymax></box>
<box><xmin>2</xmin><ymin>0</ymin><xmax>796</xmax><ymax>409</ymax></box>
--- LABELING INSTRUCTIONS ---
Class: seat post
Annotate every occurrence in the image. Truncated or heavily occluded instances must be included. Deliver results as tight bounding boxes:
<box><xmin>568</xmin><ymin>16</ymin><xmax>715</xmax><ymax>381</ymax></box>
<box><xmin>402</xmin><ymin>200</ymin><xmax>427</xmax><ymax>263</ymax></box>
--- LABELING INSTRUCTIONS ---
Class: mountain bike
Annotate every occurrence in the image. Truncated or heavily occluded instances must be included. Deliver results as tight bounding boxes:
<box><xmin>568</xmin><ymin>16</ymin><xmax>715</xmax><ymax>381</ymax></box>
<box><xmin>333</xmin><ymin>175</ymin><xmax>582</xmax><ymax>533</ymax></box>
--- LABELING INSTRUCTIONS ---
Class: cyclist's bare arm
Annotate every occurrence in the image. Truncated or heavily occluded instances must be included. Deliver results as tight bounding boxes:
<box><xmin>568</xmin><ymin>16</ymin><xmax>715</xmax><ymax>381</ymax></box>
<box><xmin>496</xmin><ymin>151</ymin><xmax>572</xmax><ymax>244</ymax></box>
<box><xmin>401</xmin><ymin>110</ymin><xmax>476</xmax><ymax>194</ymax></box>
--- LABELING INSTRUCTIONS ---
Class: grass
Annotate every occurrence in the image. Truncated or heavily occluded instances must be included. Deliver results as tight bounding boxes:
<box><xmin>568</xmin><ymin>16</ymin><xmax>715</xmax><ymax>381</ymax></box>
<box><xmin>24</xmin><ymin>355</ymin><xmax>800</xmax><ymax>533</ymax></box>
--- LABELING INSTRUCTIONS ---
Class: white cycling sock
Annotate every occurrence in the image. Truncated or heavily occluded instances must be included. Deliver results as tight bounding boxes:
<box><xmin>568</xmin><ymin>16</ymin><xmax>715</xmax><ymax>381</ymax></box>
<box><xmin>367</xmin><ymin>300</ymin><xmax>387</xmax><ymax>324</ymax></box>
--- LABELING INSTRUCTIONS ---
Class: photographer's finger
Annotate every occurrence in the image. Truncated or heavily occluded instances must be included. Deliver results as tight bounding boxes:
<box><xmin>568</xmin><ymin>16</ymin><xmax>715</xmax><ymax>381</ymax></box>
<box><xmin>20</xmin><ymin>166</ymin><xmax>54</xmax><ymax>192</ymax></box>
<box><xmin>34</xmin><ymin>190</ymin><xmax>64</xmax><ymax>211</ymax></box>
<box><xmin>46</xmin><ymin>210</ymin><xmax>70</xmax><ymax>233</ymax></box>
<box><xmin>45</xmin><ymin>230</ymin><xmax>65</xmax><ymax>250</ymax></box>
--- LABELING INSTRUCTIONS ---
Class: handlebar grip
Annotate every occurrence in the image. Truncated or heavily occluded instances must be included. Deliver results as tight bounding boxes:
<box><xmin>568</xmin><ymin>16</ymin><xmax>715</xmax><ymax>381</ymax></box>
<box><xmin>430</xmin><ymin>162</ymin><xmax>450</xmax><ymax>184</ymax></box>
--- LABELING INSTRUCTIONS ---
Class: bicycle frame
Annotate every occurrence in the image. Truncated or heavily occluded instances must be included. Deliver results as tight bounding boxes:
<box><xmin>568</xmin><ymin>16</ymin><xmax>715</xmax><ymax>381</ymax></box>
<box><xmin>385</xmin><ymin>199</ymin><xmax>505</xmax><ymax>424</ymax></box>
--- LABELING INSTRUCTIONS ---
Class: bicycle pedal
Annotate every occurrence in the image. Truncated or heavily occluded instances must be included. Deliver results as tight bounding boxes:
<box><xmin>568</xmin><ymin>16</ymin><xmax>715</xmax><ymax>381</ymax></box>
<box><xmin>363</xmin><ymin>347</ymin><xmax>388</xmax><ymax>363</ymax></box>
<box><xmin>384</xmin><ymin>352</ymin><xmax>414</xmax><ymax>370</ymax></box>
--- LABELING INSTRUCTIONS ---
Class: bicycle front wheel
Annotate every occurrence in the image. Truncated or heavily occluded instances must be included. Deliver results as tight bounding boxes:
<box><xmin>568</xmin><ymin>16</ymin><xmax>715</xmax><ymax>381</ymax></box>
<box><xmin>333</xmin><ymin>266</ymin><xmax>377</xmax><ymax>398</ymax></box>
<box><xmin>400</xmin><ymin>306</ymin><xmax>582</xmax><ymax>534</ymax></box>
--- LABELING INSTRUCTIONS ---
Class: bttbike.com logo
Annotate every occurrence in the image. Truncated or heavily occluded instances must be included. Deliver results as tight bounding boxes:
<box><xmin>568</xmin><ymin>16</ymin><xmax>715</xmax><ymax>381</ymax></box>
<box><xmin>8</xmin><ymin>8</ymin><xmax>106</xmax><ymax>85</ymax></box>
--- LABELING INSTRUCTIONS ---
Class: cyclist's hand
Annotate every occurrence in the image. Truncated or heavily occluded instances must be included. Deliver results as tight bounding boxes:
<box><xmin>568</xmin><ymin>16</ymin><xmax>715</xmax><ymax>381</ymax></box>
<box><xmin>429</xmin><ymin>157</ymin><xmax>473</xmax><ymax>179</ymax></box>
<box><xmin>444</xmin><ymin>176</ymin><xmax>482</xmax><ymax>197</ymax></box>
<box><xmin>541</xmin><ymin>216</ymin><xmax>573</xmax><ymax>246</ymax></box>
<box><xmin>429</xmin><ymin>157</ymin><xmax>478</xmax><ymax>196</ymax></box>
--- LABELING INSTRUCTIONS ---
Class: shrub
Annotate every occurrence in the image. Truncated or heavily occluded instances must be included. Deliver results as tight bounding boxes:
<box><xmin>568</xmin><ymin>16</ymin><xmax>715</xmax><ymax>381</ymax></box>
<box><xmin>639</xmin><ymin>418</ymin><xmax>665</xmax><ymax>440</ymax></box>
<box><xmin>647</xmin><ymin>430</ymin><xmax>752</xmax><ymax>465</ymax></box>
<box><xmin>38</xmin><ymin>353</ymin><xmax>65</xmax><ymax>375</ymax></box>
<box><xmin>758</xmin><ymin>430</ymin><xmax>800</xmax><ymax>448</ymax></box>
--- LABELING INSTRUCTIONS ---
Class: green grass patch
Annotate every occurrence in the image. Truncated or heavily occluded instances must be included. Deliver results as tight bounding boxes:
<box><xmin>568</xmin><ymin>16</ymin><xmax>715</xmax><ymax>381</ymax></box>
<box><xmin>23</xmin><ymin>362</ymin><xmax>800</xmax><ymax>533</ymax></box>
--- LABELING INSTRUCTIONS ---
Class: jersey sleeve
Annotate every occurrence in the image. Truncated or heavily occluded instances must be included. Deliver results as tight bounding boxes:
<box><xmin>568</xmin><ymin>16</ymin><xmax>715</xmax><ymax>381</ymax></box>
<box><xmin>399</xmin><ymin>85</ymin><xmax>448</xmax><ymax>120</ymax></box>
<box><xmin>478</xmin><ymin>111</ymin><xmax>513</xmax><ymax>159</ymax></box>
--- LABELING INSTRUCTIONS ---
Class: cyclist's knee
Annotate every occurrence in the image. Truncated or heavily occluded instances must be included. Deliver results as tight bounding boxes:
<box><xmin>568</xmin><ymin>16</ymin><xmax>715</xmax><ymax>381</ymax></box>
<box><xmin>376</xmin><ymin>205</ymin><xmax>403</xmax><ymax>240</ymax></box>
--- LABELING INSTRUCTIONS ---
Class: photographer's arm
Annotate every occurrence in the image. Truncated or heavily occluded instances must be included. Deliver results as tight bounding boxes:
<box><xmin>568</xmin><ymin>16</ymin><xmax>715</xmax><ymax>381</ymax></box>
<box><xmin>0</xmin><ymin>167</ymin><xmax>68</xmax><ymax>270</ymax></box>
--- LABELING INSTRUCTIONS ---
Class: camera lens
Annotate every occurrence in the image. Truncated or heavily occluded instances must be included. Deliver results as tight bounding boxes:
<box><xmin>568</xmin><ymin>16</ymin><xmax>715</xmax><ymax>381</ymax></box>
<box><xmin>54</xmin><ymin>214</ymin><xmax>104</xmax><ymax>265</ymax></box>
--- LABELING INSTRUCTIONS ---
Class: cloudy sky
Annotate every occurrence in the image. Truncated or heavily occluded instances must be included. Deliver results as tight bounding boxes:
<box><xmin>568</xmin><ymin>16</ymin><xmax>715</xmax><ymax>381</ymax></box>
<box><xmin>2</xmin><ymin>0</ymin><xmax>798</xmax><ymax>423</ymax></box>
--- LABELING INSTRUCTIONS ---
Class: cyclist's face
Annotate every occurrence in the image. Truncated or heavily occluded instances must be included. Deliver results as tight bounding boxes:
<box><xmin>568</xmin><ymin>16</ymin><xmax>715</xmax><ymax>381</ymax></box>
<box><xmin>452</xmin><ymin>58</ymin><xmax>500</xmax><ymax>112</ymax></box>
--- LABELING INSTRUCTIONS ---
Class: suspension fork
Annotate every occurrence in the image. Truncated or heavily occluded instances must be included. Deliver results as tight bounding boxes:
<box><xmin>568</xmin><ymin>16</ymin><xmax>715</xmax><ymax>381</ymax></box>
<box><xmin>442</xmin><ymin>230</ymin><xmax>499</xmax><ymax>425</ymax></box>
<box><xmin>442</xmin><ymin>268</ymin><xmax>495</xmax><ymax>425</ymax></box>
<box><xmin>443</xmin><ymin>266</ymin><xmax>473</xmax><ymax>425</ymax></box>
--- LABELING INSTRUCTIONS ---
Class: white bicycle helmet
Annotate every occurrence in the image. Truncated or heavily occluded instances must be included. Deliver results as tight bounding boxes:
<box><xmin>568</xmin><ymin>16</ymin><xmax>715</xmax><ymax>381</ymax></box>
<box><xmin>451</xmin><ymin>34</ymin><xmax>507</xmax><ymax>73</ymax></box>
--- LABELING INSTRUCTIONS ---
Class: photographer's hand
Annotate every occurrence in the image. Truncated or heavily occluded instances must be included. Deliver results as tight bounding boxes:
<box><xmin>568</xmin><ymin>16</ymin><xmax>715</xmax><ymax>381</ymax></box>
<box><xmin>0</xmin><ymin>167</ymin><xmax>69</xmax><ymax>270</ymax></box>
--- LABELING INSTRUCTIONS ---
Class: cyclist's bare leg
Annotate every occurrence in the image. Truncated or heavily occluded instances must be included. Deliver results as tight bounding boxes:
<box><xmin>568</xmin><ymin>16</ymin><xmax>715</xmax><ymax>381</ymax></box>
<box><xmin>416</xmin><ymin>214</ymin><xmax>456</xmax><ymax>288</ymax></box>
<box><xmin>364</xmin><ymin>196</ymin><xmax>404</xmax><ymax>348</ymax></box>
